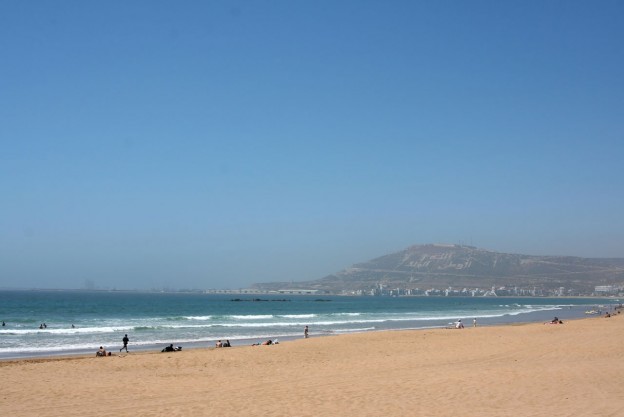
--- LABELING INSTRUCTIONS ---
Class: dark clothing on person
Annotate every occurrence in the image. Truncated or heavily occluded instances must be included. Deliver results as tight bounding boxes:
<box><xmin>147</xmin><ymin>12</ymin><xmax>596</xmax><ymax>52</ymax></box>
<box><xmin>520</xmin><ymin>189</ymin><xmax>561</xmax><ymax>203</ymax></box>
<box><xmin>120</xmin><ymin>335</ymin><xmax>129</xmax><ymax>352</ymax></box>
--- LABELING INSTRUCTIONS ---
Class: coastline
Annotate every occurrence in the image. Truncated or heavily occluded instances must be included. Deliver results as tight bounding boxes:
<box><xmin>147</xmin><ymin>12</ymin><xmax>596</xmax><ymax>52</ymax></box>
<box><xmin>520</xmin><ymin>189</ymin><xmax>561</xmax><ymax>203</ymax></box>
<box><xmin>0</xmin><ymin>301</ymin><xmax>605</xmax><ymax>361</ymax></box>
<box><xmin>2</xmin><ymin>312</ymin><xmax>622</xmax><ymax>416</ymax></box>
<box><xmin>0</xmin><ymin>299</ymin><xmax>612</xmax><ymax>361</ymax></box>
<box><xmin>0</xmin><ymin>310</ymin><xmax>600</xmax><ymax>365</ymax></box>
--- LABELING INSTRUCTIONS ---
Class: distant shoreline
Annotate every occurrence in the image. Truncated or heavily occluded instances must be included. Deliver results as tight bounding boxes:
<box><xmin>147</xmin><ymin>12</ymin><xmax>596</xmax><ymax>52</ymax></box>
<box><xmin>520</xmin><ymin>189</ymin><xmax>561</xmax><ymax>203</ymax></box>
<box><xmin>2</xmin><ymin>300</ymin><xmax>615</xmax><ymax>362</ymax></box>
<box><xmin>0</xmin><ymin>287</ymin><xmax>621</xmax><ymax>299</ymax></box>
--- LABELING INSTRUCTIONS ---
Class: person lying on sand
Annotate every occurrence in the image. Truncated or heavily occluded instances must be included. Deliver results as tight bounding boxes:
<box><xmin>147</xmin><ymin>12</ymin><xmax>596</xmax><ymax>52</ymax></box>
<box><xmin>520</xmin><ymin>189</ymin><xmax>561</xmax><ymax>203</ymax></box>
<box><xmin>545</xmin><ymin>317</ymin><xmax>563</xmax><ymax>324</ymax></box>
<box><xmin>252</xmin><ymin>340</ymin><xmax>278</xmax><ymax>346</ymax></box>
<box><xmin>96</xmin><ymin>346</ymin><xmax>109</xmax><ymax>357</ymax></box>
<box><xmin>161</xmin><ymin>344</ymin><xmax>182</xmax><ymax>352</ymax></box>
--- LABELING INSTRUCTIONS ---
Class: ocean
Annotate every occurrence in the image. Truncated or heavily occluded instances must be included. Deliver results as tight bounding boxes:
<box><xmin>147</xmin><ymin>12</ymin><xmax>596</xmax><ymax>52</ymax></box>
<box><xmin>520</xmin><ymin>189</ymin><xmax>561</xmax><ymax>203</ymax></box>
<box><xmin>0</xmin><ymin>290</ymin><xmax>616</xmax><ymax>360</ymax></box>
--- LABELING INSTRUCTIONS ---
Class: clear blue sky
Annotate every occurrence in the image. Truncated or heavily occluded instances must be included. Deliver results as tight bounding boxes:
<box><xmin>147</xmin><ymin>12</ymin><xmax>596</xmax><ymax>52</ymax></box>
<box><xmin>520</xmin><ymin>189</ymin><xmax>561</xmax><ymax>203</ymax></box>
<box><xmin>1</xmin><ymin>1</ymin><xmax>623</xmax><ymax>290</ymax></box>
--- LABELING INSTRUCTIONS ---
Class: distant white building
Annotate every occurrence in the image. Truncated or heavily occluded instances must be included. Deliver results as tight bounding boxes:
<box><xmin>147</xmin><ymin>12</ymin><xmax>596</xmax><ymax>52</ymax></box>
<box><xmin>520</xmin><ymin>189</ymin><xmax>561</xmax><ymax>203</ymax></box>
<box><xmin>277</xmin><ymin>289</ymin><xmax>318</xmax><ymax>294</ymax></box>
<box><xmin>594</xmin><ymin>285</ymin><xmax>616</xmax><ymax>294</ymax></box>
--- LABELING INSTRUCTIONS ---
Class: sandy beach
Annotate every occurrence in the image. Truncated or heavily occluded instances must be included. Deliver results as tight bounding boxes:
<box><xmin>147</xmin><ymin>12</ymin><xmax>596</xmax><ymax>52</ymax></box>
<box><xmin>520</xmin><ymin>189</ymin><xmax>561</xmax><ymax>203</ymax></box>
<box><xmin>2</xmin><ymin>314</ymin><xmax>623</xmax><ymax>417</ymax></box>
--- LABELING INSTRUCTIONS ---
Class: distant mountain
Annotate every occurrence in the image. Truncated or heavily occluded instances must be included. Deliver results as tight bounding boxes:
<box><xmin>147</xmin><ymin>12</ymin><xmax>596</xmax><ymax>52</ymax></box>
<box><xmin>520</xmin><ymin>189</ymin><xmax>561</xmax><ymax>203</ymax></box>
<box><xmin>252</xmin><ymin>244</ymin><xmax>624</xmax><ymax>295</ymax></box>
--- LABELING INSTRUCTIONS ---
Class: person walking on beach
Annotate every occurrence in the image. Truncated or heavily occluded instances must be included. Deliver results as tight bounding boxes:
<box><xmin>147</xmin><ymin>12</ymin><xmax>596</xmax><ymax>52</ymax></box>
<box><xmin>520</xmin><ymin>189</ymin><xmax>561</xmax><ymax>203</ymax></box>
<box><xmin>120</xmin><ymin>334</ymin><xmax>130</xmax><ymax>352</ymax></box>
<box><xmin>304</xmin><ymin>325</ymin><xmax>309</xmax><ymax>338</ymax></box>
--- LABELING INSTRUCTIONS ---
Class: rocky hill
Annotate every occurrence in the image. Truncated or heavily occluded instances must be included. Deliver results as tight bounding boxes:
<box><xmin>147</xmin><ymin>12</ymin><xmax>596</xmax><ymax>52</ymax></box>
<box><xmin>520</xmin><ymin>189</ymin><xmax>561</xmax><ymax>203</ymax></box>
<box><xmin>252</xmin><ymin>244</ymin><xmax>624</xmax><ymax>294</ymax></box>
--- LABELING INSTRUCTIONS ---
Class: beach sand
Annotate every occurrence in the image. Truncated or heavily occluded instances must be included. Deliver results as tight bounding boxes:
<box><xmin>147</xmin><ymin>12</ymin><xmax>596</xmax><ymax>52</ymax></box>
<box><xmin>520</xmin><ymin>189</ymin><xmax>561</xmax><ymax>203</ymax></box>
<box><xmin>2</xmin><ymin>314</ymin><xmax>623</xmax><ymax>417</ymax></box>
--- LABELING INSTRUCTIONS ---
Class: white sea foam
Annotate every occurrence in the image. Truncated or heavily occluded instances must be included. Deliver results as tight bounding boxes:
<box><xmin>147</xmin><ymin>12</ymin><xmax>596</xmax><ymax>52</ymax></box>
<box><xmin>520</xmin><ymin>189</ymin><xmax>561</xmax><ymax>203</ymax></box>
<box><xmin>329</xmin><ymin>327</ymin><xmax>377</xmax><ymax>333</ymax></box>
<box><xmin>230</xmin><ymin>315</ymin><xmax>274</xmax><ymax>320</ymax></box>
<box><xmin>0</xmin><ymin>326</ymin><xmax>135</xmax><ymax>335</ymax></box>
<box><xmin>184</xmin><ymin>316</ymin><xmax>213</xmax><ymax>320</ymax></box>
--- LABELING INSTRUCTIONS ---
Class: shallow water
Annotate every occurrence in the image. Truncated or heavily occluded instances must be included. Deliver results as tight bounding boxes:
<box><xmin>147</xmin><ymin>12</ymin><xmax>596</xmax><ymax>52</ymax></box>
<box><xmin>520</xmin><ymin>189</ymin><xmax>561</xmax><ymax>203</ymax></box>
<box><xmin>0</xmin><ymin>290</ymin><xmax>615</xmax><ymax>359</ymax></box>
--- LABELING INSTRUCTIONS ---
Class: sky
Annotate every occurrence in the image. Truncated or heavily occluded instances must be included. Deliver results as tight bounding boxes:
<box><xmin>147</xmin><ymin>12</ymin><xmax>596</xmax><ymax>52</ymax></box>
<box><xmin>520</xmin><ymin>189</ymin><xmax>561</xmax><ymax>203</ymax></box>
<box><xmin>1</xmin><ymin>1</ymin><xmax>623</xmax><ymax>290</ymax></box>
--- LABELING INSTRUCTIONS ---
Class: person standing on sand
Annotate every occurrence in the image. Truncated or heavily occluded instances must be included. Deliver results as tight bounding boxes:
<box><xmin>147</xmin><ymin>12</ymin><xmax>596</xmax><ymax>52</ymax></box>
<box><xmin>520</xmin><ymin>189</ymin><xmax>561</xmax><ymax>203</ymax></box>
<box><xmin>304</xmin><ymin>325</ymin><xmax>309</xmax><ymax>338</ymax></box>
<box><xmin>473</xmin><ymin>318</ymin><xmax>477</xmax><ymax>327</ymax></box>
<box><xmin>120</xmin><ymin>334</ymin><xmax>129</xmax><ymax>352</ymax></box>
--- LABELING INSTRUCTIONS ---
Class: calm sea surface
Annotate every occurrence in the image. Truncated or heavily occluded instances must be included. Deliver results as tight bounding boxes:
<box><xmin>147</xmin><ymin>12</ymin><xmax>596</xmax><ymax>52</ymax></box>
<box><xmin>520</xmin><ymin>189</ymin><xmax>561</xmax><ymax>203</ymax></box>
<box><xmin>0</xmin><ymin>290</ymin><xmax>616</xmax><ymax>359</ymax></box>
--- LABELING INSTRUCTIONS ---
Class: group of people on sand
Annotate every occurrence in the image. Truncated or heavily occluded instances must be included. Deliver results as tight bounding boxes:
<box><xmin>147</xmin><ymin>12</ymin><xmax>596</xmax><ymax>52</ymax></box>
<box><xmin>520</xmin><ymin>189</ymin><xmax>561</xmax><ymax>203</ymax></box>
<box><xmin>250</xmin><ymin>325</ymin><xmax>313</xmax><ymax>346</ymax></box>
<box><xmin>97</xmin><ymin>326</ymin><xmax>316</xmax><ymax>357</ymax></box>
<box><xmin>601</xmin><ymin>304</ymin><xmax>624</xmax><ymax>318</ymax></box>
<box><xmin>96</xmin><ymin>334</ymin><xmax>131</xmax><ymax>356</ymax></box>
<box><xmin>161</xmin><ymin>344</ymin><xmax>182</xmax><ymax>352</ymax></box>
<box><xmin>219</xmin><ymin>325</ymin><xmax>311</xmax><ymax>348</ymax></box>
<box><xmin>450</xmin><ymin>319</ymin><xmax>479</xmax><ymax>329</ymax></box>
<box><xmin>96</xmin><ymin>346</ymin><xmax>111</xmax><ymax>357</ymax></box>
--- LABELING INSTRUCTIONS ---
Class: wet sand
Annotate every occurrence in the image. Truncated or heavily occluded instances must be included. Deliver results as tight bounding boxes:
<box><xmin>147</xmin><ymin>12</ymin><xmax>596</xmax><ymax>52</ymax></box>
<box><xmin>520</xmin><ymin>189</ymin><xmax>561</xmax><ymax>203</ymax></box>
<box><xmin>1</xmin><ymin>313</ymin><xmax>622</xmax><ymax>417</ymax></box>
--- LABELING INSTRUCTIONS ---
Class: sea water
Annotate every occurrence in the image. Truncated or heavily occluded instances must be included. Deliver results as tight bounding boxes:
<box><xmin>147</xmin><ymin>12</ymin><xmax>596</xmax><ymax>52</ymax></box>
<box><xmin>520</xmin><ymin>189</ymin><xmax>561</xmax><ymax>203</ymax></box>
<box><xmin>0</xmin><ymin>290</ymin><xmax>615</xmax><ymax>359</ymax></box>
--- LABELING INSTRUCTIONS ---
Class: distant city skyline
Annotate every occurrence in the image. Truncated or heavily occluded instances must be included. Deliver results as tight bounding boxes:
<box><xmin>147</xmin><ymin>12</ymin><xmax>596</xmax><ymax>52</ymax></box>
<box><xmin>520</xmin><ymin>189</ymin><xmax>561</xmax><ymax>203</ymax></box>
<box><xmin>1</xmin><ymin>1</ymin><xmax>623</xmax><ymax>290</ymax></box>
